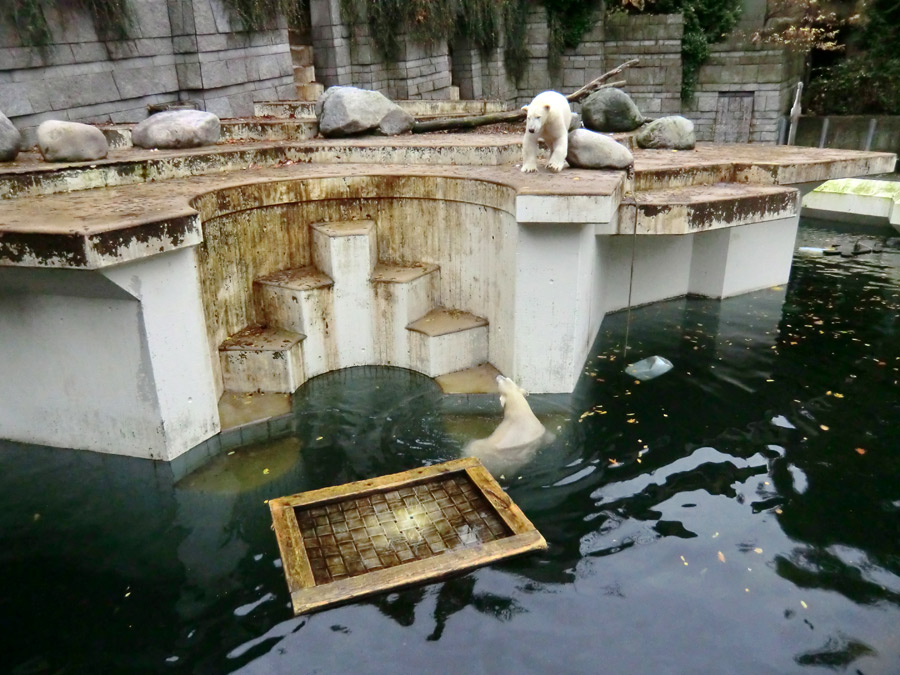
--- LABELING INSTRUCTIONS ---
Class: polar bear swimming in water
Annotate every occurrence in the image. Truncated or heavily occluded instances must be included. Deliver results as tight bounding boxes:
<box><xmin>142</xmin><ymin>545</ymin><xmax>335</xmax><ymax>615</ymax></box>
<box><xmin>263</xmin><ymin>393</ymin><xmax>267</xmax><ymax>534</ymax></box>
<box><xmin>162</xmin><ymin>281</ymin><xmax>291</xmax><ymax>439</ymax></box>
<box><xmin>521</xmin><ymin>90</ymin><xmax>573</xmax><ymax>173</ymax></box>
<box><xmin>463</xmin><ymin>375</ymin><xmax>555</xmax><ymax>476</ymax></box>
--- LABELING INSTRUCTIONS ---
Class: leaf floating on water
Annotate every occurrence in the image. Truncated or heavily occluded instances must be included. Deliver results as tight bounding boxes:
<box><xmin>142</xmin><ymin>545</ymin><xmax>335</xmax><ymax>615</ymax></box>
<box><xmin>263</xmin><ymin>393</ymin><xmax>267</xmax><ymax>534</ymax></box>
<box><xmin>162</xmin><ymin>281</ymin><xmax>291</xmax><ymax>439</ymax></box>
<box><xmin>754</xmin><ymin>548</ymin><xmax>763</xmax><ymax>554</ymax></box>
<box><xmin>718</xmin><ymin>551</ymin><xmax>726</xmax><ymax>563</ymax></box>
<box><xmin>855</xmin><ymin>447</ymin><xmax>866</xmax><ymax>455</ymax></box>
<box><xmin>820</xmin><ymin>425</ymin><xmax>830</xmax><ymax>431</ymax></box>
<box><xmin>801</xmin><ymin>600</ymin><xmax>808</xmax><ymax>609</ymax></box>
<box><xmin>263</xmin><ymin>468</ymin><xmax>270</xmax><ymax>475</ymax></box>
<box><xmin>316</xmin><ymin>436</ymin><xmax>324</xmax><ymax>441</ymax></box>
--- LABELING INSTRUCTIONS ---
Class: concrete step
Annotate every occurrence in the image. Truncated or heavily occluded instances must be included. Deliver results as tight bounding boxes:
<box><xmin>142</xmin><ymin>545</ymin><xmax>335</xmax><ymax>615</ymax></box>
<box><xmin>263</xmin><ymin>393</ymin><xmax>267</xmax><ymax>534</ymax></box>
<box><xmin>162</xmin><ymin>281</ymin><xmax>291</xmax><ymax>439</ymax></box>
<box><xmin>219</xmin><ymin>326</ymin><xmax>305</xmax><ymax>394</ymax></box>
<box><xmin>623</xmin><ymin>182</ymin><xmax>800</xmax><ymax>235</ymax></box>
<box><xmin>251</xmin><ymin>99</ymin><xmax>509</xmax><ymax>120</ymax></box>
<box><xmin>372</xmin><ymin>262</ymin><xmax>441</xmax><ymax>368</ymax></box>
<box><xmin>254</xmin><ymin>266</ymin><xmax>334</xmax><ymax>378</ymax></box>
<box><xmin>310</xmin><ymin>220</ymin><xmax>378</xmax><ymax>369</ymax></box>
<box><xmin>407</xmin><ymin>308</ymin><xmax>489</xmax><ymax>377</ymax></box>
<box><xmin>296</xmin><ymin>82</ymin><xmax>325</xmax><ymax>101</ymax></box>
<box><xmin>293</xmin><ymin>65</ymin><xmax>316</xmax><ymax>84</ymax></box>
<box><xmin>291</xmin><ymin>45</ymin><xmax>314</xmax><ymax>67</ymax></box>
<box><xmin>254</xmin><ymin>101</ymin><xmax>317</xmax><ymax>118</ymax></box>
<box><xmin>99</xmin><ymin>118</ymin><xmax>318</xmax><ymax>149</ymax></box>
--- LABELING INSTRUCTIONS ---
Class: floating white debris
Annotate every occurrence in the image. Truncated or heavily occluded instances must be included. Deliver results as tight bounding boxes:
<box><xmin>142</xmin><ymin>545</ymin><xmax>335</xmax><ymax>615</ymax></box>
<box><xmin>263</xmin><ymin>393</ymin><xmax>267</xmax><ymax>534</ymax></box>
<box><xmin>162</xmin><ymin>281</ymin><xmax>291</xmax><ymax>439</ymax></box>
<box><xmin>771</xmin><ymin>415</ymin><xmax>796</xmax><ymax>429</ymax></box>
<box><xmin>625</xmin><ymin>355</ymin><xmax>673</xmax><ymax>381</ymax></box>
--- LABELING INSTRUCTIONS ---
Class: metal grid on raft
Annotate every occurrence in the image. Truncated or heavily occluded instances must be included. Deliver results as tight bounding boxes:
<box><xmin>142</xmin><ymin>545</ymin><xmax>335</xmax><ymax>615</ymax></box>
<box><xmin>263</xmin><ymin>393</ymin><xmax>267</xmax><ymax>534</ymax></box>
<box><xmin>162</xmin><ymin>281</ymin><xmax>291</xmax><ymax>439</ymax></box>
<box><xmin>270</xmin><ymin>457</ymin><xmax>546</xmax><ymax>615</ymax></box>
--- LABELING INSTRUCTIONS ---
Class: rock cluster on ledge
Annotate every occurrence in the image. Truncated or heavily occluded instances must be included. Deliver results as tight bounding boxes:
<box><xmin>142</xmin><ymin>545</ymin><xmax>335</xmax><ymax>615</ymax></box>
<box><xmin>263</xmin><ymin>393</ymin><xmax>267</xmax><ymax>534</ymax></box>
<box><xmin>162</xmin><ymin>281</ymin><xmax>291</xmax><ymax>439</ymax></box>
<box><xmin>636</xmin><ymin>116</ymin><xmax>696</xmax><ymax>150</ymax></box>
<box><xmin>581</xmin><ymin>88</ymin><xmax>644</xmax><ymax>133</ymax></box>
<box><xmin>0</xmin><ymin>111</ymin><xmax>21</xmax><ymax>162</ymax></box>
<box><xmin>566</xmin><ymin>129</ymin><xmax>634</xmax><ymax>170</ymax></box>
<box><xmin>132</xmin><ymin>110</ymin><xmax>221</xmax><ymax>149</ymax></box>
<box><xmin>36</xmin><ymin>120</ymin><xmax>108</xmax><ymax>162</ymax></box>
<box><xmin>316</xmin><ymin>86</ymin><xmax>415</xmax><ymax>137</ymax></box>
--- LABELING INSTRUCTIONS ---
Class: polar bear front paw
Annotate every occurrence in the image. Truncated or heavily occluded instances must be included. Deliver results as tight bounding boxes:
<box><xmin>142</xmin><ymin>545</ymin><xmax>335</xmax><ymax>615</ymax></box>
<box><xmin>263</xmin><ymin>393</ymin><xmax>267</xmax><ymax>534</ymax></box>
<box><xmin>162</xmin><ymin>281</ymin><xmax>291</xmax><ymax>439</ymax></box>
<box><xmin>547</xmin><ymin>159</ymin><xmax>565</xmax><ymax>172</ymax></box>
<box><xmin>521</xmin><ymin>164</ymin><xmax>537</xmax><ymax>173</ymax></box>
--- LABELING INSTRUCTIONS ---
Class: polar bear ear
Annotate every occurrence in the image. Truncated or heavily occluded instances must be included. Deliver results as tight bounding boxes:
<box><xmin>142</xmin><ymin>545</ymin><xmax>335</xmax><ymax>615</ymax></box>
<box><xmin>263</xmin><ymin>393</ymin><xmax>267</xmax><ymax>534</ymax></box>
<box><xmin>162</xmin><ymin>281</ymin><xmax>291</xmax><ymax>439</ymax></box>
<box><xmin>543</xmin><ymin>104</ymin><xmax>551</xmax><ymax>111</ymax></box>
<box><xmin>499</xmin><ymin>394</ymin><xmax>507</xmax><ymax>407</ymax></box>
<box><xmin>521</xmin><ymin>105</ymin><xmax>528</xmax><ymax>112</ymax></box>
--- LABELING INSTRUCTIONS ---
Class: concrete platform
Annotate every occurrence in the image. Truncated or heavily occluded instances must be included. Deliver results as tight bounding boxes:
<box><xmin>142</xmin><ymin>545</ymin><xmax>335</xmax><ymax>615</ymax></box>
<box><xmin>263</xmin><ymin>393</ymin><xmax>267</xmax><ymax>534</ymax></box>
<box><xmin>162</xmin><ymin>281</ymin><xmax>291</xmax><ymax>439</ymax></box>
<box><xmin>0</xmin><ymin>133</ymin><xmax>895</xmax><ymax>460</ymax></box>
<box><xmin>801</xmin><ymin>178</ymin><xmax>900</xmax><ymax>231</ymax></box>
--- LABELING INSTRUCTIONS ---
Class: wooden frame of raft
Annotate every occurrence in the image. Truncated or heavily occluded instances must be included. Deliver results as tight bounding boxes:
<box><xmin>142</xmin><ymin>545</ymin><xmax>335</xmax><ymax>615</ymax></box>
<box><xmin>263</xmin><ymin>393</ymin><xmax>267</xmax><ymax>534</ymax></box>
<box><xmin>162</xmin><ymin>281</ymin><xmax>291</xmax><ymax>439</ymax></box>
<box><xmin>269</xmin><ymin>457</ymin><xmax>547</xmax><ymax>615</ymax></box>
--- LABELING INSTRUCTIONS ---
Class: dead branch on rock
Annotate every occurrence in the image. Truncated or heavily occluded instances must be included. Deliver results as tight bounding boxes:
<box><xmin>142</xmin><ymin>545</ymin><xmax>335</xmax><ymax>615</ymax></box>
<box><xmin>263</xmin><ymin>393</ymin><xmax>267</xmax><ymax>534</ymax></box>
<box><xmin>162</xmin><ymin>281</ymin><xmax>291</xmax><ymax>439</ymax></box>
<box><xmin>410</xmin><ymin>59</ymin><xmax>639</xmax><ymax>134</ymax></box>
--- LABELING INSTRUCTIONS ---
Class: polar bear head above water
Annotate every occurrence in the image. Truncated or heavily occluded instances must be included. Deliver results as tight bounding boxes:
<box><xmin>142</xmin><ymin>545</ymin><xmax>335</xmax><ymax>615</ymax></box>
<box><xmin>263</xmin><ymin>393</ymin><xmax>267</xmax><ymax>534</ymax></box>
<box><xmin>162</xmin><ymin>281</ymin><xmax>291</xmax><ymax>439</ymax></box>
<box><xmin>521</xmin><ymin>90</ymin><xmax>573</xmax><ymax>174</ymax></box>
<box><xmin>462</xmin><ymin>375</ymin><xmax>554</xmax><ymax>476</ymax></box>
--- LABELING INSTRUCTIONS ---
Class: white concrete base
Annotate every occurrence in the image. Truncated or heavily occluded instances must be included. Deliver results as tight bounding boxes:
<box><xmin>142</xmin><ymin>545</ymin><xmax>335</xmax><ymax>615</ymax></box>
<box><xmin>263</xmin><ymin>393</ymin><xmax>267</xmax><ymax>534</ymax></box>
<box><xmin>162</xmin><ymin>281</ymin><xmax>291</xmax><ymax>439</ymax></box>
<box><xmin>0</xmin><ymin>248</ymin><xmax>220</xmax><ymax>460</ymax></box>
<box><xmin>373</xmin><ymin>264</ymin><xmax>441</xmax><ymax>369</ymax></box>
<box><xmin>220</xmin><ymin>329</ymin><xmax>305</xmax><ymax>394</ymax></box>
<box><xmin>408</xmin><ymin>311</ymin><xmax>490</xmax><ymax>377</ymax></box>
<box><xmin>255</xmin><ymin>267</ymin><xmax>335</xmax><ymax>379</ymax></box>
<box><xmin>311</xmin><ymin>220</ymin><xmax>378</xmax><ymax>369</ymax></box>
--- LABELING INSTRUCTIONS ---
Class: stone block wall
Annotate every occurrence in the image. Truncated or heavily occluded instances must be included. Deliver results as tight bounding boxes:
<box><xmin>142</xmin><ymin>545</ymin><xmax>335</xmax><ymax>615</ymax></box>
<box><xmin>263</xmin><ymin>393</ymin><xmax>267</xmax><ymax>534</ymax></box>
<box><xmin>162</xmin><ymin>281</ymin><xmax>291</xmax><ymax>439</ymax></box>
<box><xmin>0</xmin><ymin>0</ymin><xmax>295</xmax><ymax>143</ymax></box>
<box><xmin>310</xmin><ymin>0</ymin><xmax>455</xmax><ymax>100</ymax></box>
<box><xmin>685</xmin><ymin>39</ymin><xmax>804</xmax><ymax>143</ymax></box>
<box><xmin>602</xmin><ymin>13</ymin><xmax>683</xmax><ymax>117</ymax></box>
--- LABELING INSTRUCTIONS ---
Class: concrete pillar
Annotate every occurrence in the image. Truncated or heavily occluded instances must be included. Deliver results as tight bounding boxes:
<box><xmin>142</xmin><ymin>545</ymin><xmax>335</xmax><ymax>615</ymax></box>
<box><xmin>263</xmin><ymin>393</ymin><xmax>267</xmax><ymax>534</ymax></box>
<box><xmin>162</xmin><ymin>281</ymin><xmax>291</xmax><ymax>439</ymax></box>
<box><xmin>0</xmin><ymin>248</ymin><xmax>220</xmax><ymax>460</ymax></box>
<box><xmin>512</xmin><ymin>222</ymin><xmax>602</xmax><ymax>393</ymax></box>
<box><xmin>689</xmin><ymin>215</ymin><xmax>799</xmax><ymax>298</ymax></box>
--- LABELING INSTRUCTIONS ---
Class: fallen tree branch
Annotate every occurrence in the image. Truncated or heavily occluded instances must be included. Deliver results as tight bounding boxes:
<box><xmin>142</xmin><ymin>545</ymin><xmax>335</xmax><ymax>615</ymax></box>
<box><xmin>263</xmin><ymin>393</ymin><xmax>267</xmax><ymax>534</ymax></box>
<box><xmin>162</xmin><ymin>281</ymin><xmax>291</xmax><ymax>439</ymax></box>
<box><xmin>410</xmin><ymin>60</ymin><xmax>639</xmax><ymax>134</ymax></box>
<box><xmin>566</xmin><ymin>59</ymin><xmax>638</xmax><ymax>102</ymax></box>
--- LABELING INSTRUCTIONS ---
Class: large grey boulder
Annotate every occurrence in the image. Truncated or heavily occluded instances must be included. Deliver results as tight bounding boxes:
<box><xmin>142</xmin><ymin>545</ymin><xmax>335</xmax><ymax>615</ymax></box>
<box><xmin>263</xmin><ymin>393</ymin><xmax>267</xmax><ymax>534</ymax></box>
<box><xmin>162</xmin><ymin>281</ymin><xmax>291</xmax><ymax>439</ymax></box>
<box><xmin>636</xmin><ymin>115</ymin><xmax>696</xmax><ymax>150</ymax></box>
<box><xmin>566</xmin><ymin>129</ymin><xmax>634</xmax><ymax>170</ymax></box>
<box><xmin>0</xmin><ymin>111</ymin><xmax>21</xmax><ymax>162</ymax></box>
<box><xmin>581</xmin><ymin>87</ymin><xmax>644</xmax><ymax>133</ymax></box>
<box><xmin>132</xmin><ymin>110</ymin><xmax>220</xmax><ymax>149</ymax></box>
<box><xmin>36</xmin><ymin>120</ymin><xmax>108</xmax><ymax>162</ymax></box>
<box><xmin>317</xmin><ymin>86</ymin><xmax>414</xmax><ymax>137</ymax></box>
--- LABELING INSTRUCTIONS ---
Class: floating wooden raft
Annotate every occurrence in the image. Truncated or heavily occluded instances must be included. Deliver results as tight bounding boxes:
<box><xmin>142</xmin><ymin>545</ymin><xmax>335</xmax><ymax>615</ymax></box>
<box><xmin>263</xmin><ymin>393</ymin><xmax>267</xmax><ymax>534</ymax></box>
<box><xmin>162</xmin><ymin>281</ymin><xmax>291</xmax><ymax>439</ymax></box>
<box><xmin>269</xmin><ymin>457</ymin><xmax>546</xmax><ymax>615</ymax></box>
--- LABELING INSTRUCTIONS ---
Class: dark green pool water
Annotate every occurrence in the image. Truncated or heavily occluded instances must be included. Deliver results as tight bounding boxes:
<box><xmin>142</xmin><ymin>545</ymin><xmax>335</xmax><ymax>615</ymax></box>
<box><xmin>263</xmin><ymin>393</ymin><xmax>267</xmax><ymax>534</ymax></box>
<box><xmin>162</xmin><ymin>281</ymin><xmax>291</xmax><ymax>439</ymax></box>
<box><xmin>2</xmin><ymin>220</ymin><xmax>899</xmax><ymax>674</ymax></box>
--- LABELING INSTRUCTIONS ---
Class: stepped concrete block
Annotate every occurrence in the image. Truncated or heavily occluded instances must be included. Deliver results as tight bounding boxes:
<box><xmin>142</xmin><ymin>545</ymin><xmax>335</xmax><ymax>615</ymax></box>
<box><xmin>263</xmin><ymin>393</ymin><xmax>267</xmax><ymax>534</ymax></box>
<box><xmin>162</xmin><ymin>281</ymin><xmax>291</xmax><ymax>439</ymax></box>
<box><xmin>291</xmin><ymin>45</ymin><xmax>314</xmax><ymax>67</ymax></box>
<box><xmin>311</xmin><ymin>220</ymin><xmax>378</xmax><ymax>369</ymax></box>
<box><xmin>407</xmin><ymin>308</ymin><xmax>489</xmax><ymax>377</ymax></box>
<box><xmin>254</xmin><ymin>266</ymin><xmax>335</xmax><ymax>379</ymax></box>
<box><xmin>220</xmin><ymin>326</ymin><xmax>305</xmax><ymax>394</ymax></box>
<box><xmin>293</xmin><ymin>65</ymin><xmax>316</xmax><ymax>83</ymax></box>
<box><xmin>372</xmin><ymin>263</ymin><xmax>441</xmax><ymax>368</ymax></box>
<box><xmin>296</xmin><ymin>82</ymin><xmax>325</xmax><ymax>100</ymax></box>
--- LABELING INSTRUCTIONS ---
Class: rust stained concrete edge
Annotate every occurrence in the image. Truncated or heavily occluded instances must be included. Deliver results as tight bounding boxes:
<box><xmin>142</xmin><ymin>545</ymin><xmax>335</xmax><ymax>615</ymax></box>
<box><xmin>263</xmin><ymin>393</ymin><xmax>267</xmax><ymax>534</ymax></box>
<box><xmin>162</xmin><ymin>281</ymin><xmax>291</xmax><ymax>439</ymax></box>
<box><xmin>0</xmin><ymin>164</ymin><xmax>622</xmax><ymax>269</ymax></box>
<box><xmin>622</xmin><ymin>184</ymin><xmax>800</xmax><ymax>235</ymax></box>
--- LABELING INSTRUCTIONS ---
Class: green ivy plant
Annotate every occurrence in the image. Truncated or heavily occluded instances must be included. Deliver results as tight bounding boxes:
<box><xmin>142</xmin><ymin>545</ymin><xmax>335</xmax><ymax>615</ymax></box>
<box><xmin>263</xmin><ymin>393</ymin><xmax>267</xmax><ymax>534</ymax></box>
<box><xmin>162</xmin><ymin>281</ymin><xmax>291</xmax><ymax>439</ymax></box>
<box><xmin>545</xmin><ymin>0</ymin><xmax>599</xmax><ymax>75</ymax></box>
<box><xmin>6</xmin><ymin>0</ymin><xmax>132</xmax><ymax>47</ymax></box>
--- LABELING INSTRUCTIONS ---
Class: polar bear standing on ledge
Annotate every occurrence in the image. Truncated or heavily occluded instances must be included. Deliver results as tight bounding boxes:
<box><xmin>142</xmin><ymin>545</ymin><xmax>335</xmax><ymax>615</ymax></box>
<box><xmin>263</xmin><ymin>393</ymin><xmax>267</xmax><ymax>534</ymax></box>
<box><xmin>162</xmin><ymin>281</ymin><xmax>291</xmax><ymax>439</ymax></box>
<box><xmin>521</xmin><ymin>90</ymin><xmax>573</xmax><ymax>173</ymax></box>
<box><xmin>463</xmin><ymin>375</ymin><xmax>554</xmax><ymax>476</ymax></box>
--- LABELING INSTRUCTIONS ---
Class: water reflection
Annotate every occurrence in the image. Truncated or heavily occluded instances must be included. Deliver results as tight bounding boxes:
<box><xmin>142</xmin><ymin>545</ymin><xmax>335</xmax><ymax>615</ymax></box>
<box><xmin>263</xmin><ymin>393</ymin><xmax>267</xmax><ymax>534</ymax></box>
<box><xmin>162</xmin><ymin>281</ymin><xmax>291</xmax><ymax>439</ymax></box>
<box><xmin>1</xmin><ymin>221</ymin><xmax>899</xmax><ymax>674</ymax></box>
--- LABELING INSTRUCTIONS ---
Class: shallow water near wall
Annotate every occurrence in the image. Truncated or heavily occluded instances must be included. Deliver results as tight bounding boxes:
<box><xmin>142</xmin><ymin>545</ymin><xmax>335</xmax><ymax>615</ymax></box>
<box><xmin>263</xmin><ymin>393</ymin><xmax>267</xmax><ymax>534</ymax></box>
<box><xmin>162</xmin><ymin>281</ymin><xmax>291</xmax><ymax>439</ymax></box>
<box><xmin>2</xmin><ymin>219</ymin><xmax>899</xmax><ymax>674</ymax></box>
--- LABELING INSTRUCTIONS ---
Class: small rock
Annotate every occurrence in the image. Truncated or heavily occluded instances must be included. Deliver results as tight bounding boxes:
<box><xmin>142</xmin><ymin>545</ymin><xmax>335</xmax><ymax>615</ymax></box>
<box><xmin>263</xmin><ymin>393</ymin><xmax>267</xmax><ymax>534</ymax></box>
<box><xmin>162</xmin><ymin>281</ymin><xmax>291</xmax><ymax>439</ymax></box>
<box><xmin>317</xmin><ymin>86</ymin><xmax>412</xmax><ymax>137</ymax></box>
<box><xmin>0</xmin><ymin>111</ymin><xmax>22</xmax><ymax>162</ymax></box>
<box><xmin>635</xmin><ymin>115</ymin><xmax>696</xmax><ymax>150</ymax></box>
<box><xmin>132</xmin><ymin>110</ymin><xmax>220</xmax><ymax>149</ymax></box>
<box><xmin>581</xmin><ymin>87</ymin><xmax>644</xmax><ymax>133</ymax></box>
<box><xmin>568</xmin><ymin>112</ymin><xmax>582</xmax><ymax>132</ymax></box>
<box><xmin>566</xmin><ymin>128</ymin><xmax>634</xmax><ymax>170</ymax></box>
<box><xmin>36</xmin><ymin>120</ymin><xmax>108</xmax><ymax>162</ymax></box>
<box><xmin>376</xmin><ymin>106</ymin><xmax>415</xmax><ymax>136</ymax></box>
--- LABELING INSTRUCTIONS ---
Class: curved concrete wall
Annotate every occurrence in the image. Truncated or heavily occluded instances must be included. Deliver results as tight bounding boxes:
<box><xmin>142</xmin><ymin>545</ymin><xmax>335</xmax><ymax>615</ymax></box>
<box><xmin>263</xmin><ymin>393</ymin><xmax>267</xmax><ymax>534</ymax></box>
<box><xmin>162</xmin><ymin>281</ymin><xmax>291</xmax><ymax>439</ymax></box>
<box><xmin>191</xmin><ymin>175</ymin><xmax>519</xmax><ymax>395</ymax></box>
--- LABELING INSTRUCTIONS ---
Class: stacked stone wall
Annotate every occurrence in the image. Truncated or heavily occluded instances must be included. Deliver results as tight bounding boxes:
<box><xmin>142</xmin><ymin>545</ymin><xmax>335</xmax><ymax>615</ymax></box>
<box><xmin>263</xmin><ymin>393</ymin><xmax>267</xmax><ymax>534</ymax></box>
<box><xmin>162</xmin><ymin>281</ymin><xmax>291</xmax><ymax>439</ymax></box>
<box><xmin>310</xmin><ymin>0</ymin><xmax>454</xmax><ymax>100</ymax></box>
<box><xmin>0</xmin><ymin>0</ymin><xmax>295</xmax><ymax>142</ymax></box>
<box><xmin>685</xmin><ymin>39</ymin><xmax>804</xmax><ymax>143</ymax></box>
<box><xmin>602</xmin><ymin>13</ymin><xmax>683</xmax><ymax>117</ymax></box>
